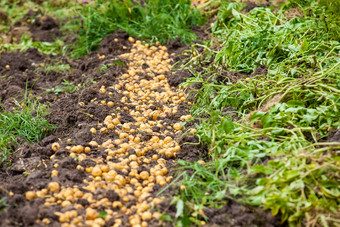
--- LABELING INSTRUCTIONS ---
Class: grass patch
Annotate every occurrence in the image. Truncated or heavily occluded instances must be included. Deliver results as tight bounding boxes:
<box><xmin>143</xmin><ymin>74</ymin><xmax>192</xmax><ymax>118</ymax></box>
<box><xmin>46</xmin><ymin>80</ymin><xmax>79</xmax><ymax>96</ymax></box>
<box><xmin>42</xmin><ymin>63</ymin><xmax>73</xmax><ymax>74</ymax></box>
<box><xmin>71</xmin><ymin>0</ymin><xmax>206</xmax><ymax>57</ymax></box>
<box><xmin>174</xmin><ymin>1</ymin><xmax>340</xmax><ymax>226</ymax></box>
<box><xmin>0</xmin><ymin>92</ymin><xmax>54</xmax><ymax>164</ymax></box>
<box><xmin>46</xmin><ymin>78</ymin><xmax>96</xmax><ymax>96</ymax></box>
<box><xmin>0</xmin><ymin>35</ymin><xmax>65</xmax><ymax>55</ymax></box>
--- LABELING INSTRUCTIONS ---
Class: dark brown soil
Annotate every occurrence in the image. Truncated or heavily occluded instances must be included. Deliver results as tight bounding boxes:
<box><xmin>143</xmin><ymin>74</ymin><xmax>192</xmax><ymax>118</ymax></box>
<box><xmin>6</xmin><ymin>10</ymin><xmax>62</xmax><ymax>43</ymax></box>
<box><xmin>0</xmin><ymin>48</ymin><xmax>55</xmax><ymax>111</ymax></box>
<box><xmin>328</xmin><ymin>129</ymin><xmax>340</xmax><ymax>142</ymax></box>
<box><xmin>202</xmin><ymin>201</ymin><xmax>283</xmax><ymax>227</ymax></box>
<box><xmin>30</xmin><ymin>14</ymin><xmax>62</xmax><ymax>42</ymax></box>
<box><xmin>0</xmin><ymin>30</ymin><xmax>133</xmax><ymax>227</ymax></box>
<box><xmin>0</xmin><ymin>9</ymin><xmax>8</xmax><ymax>24</ymax></box>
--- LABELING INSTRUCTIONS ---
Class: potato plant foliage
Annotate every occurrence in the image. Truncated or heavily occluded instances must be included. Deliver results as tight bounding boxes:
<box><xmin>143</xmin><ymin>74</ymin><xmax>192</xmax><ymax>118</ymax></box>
<box><xmin>174</xmin><ymin>1</ymin><xmax>340</xmax><ymax>226</ymax></box>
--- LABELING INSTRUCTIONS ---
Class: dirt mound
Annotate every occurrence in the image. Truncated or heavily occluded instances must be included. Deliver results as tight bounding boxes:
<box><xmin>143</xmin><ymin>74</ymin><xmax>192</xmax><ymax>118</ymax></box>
<box><xmin>6</xmin><ymin>10</ymin><xmax>62</xmax><ymax>43</ymax></box>
<box><xmin>30</xmin><ymin>15</ymin><xmax>62</xmax><ymax>42</ymax></box>
<box><xmin>0</xmin><ymin>48</ymin><xmax>49</xmax><ymax>110</ymax></box>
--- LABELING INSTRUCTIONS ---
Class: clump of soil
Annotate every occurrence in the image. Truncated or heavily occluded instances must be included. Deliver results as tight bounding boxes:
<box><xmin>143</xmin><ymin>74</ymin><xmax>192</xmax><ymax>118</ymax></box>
<box><xmin>203</xmin><ymin>200</ymin><xmax>283</xmax><ymax>227</ymax></box>
<box><xmin>0</xmin><ymin>9</ymin><xmax>9</xmax><ymax>24</ymax></box>
<box><xmin>30</xmin><ymin>15</ymin><xmax>62</xmax><ymax>42</ymax></box>
<box><xmin>0</xmin><ymin>48</ymin><xmax>51</xmax><ymax>110</ymax></box>
<box><xmin>328</xmin><ymin>129</ymin><xmax>340</xmax><ymax>142</ymax></box>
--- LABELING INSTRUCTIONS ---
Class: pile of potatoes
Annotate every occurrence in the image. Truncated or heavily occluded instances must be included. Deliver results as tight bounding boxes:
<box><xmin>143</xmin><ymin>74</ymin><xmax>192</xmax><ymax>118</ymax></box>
<box><xmin>27</xmin><ymin>38</ymin><xmax>195</xmax><ymax>227</ymax></box>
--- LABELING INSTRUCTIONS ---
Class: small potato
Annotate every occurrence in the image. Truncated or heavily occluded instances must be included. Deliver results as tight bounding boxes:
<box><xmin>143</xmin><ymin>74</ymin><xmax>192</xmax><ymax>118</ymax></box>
<box><xmin>173</xmin><ymin>123</ymin><xmax>182</xmax><ymax>130</ymax></box>
<box><xmin>51</xmin><ymin>142</ymin><xmax>60</xmax><ymax>152</ymax></box>
<box><xmin>128</xmin><ymin>37</ymin><xmax>135</xmax><ymax>43</ymax></box>
<box><xmin>86</xmin><ymin>208</ymin><xmax>99</xmax><ymax>220</ymax></box>
<box><xmin>48</xmin><ymin>182</ymin><xmax>60</xmax><ymax>193</ymax></box>
<box><xmin>25</xmin><ymin>191</ymin><xmax>37</xmax><ymax>200</ymax></box>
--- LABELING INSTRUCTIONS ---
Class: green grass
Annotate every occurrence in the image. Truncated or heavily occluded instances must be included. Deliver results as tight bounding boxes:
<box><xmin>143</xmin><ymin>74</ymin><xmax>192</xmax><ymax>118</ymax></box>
<box><xmin>46</xmin><ymin>80</ymin><xmax>78</xmax><ymax>96</ymax></box>
<box><xmin>46</xmin><ymin>78</ymin><xmax>96</xmax><ymax>96</ymax></box>
<box><xmin>0</xmin><ymin>92</ymin><xmax>54</xmax><ymax>164</ymax></box>
<box><xmin>71</xmin><ymin>0</ymin><xmax>206</xmax><ymax>57</ymax></box>
<box><xmin>0</xmin><ymin>35</ymin><xmax>65</xmax><ymax>55</ymax></box>
<box><xmin>42</xmin><ymin>63</ymin><xmax>73</xmax><ymax>74</ymax></box>
<box><xmin>0</xmin><ymin>197</ymin><xmax>9</xmax><ymax>212</ymax></box>
<box><xmin>173</xmin><ymin>1</ymin><xmax>340</xmax><ymax>226</ymax></box>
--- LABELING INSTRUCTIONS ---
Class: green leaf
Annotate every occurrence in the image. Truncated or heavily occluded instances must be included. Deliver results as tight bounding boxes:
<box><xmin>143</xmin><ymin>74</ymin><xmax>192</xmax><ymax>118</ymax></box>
<box><xmin>320</xmin><ymin>186</ymin><xmax>340</xmax><ymax>198</ymax></box>
<box><xmin>179</xmin><ymin>214</ymin><xmax>191</xmax><ymax>226</ymax></box>
<box><xmin>249</xmin><ymin>111</ymin><xmax>266</xmax><ymax>121</ymax></box>
<box><xmin>221</xmin><ymin>119</ymin><xmax>235</xmax><ymax>134</ymax></box>
<box><xmin>250</xmin><ymin>165</ymin><xmax>273</xmax><ymax>175</ymax></box>
<box><xmin>282</xmin><ymin>170</ymin><xmax>300</xmax><ymax>182</ymax></box>
<box><xmin>249</xmin><ymin>186</ymin><xmax>265</xmax><ymax>195</ymax></box>
<box><xmin>303</xmin><ymin>113</ymin><xmax>317</xmax><ymax>125</ymax></box>
<box><xmin>229</xmin><ymin>187</ymin><xmax>241</xmax><ymax>196</ymax></box>
<box><xmin>99</xmin><ymin>211</ymin><xmax>107</xmax><ymax>219</ymax></box>
<box><xmin>232</xmin><ymin>8</ymin><xmax>241</xmax><ymax>20</ymax></box>
<box><xmin>288</xmin><ymin>179</ymin><xmax>304</xmax><ymax>191</ymax></box>
<box><xmin>271</xmin><ymin>204</ymin><xmax>281</xmax><ymax>216</ymax></box>
<box><xmin>286</xmin><ymin>100</ymin><xmax>305</xmax><ymax>107</ymax></box>
<box><xmin>176</xmin><ymin>199</ymin><xmax>184</xmax><ymax>219</ymax></box>
<box><xmin>160</xmin><ymin>214</ymin><xmax>173</xmax><ymax>221</ymax></box>
<box><xmin>260</xmin><ymin>114</ymin><xmax>272</xmax><ymax>128</ymax></box>
<box><xmin>271</xmin><ymin>129</ymin><xmax>285</xmax><ymax>135</ymax></box>
<box><xmin>215</xmin><ymin>190</ymin><xmax>226</xmax><ymax>200</ymax></box>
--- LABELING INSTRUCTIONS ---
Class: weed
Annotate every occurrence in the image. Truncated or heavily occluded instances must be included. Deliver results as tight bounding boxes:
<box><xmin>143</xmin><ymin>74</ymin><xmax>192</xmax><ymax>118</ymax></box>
<box><xmin>99</xmin><ymin>211</ymin><xmax>107</xmax><ymax>220</ymax></box>
<box><xmin>97</xmin><ymin>60</ymin><xmax>125</xmax><ymax>72</ymax></box>
<box><xmin>46</xmin><ymin>78</ymin><xmax>96</xmax><ymax>96</ymax></box>
<box><xmin>0</xmin><ymin>197</ymin><xmax>9</xmax><ymax>212</ymax></box>
<box><xmin>174</xmin><ymin>1</ymin><xmax>340</xmax><ymax>226</ymax></box>
<box><xmin>43</xmin><ymin>63</ymin><xmax>72</xmax><ymax>74</ymax></box>
<box><xmin>46</xmin><ymin>80</ymin><xmax>79</xmax><ymax>96</ymax></box>
<box><xmin>0</xmin><ymin>35</ymin><xmax>64</xmax><ymax>55</ymax></box>
<box><xmin>0</xmin><ymin>89</ymin><xmax>54</xmax><ymax>164</ymax></box>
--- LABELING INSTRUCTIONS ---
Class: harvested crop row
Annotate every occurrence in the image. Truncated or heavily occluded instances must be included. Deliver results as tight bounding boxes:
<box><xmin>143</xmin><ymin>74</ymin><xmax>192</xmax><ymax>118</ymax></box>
<box><xmin>23</xmin><ymin>38</ymin><xmax>192</xmax><ymax>227</ymax></box>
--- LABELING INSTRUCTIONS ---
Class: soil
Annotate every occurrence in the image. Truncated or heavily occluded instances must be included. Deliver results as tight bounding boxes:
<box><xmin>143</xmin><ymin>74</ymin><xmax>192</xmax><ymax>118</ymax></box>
<box><xmin>0</xmin><ymin>9</ymin><xmax>8</xmax><ymax>24</ymax></box>
<box><xmin>5</xmin><ymin>10</ymin><xmax>62</xmax><ymax>43</ymax></box>
<box><xmin>203</xmin><ymin>201</ymin><xmax>283</xmax><ymax>227</ymax></box>
<box><xmin>0</xmin><ymin>13</ymin><xmax>284</xmax><ymax>227</ymax></box>
<box><xmin>328</xmin><ymin>129</ymin><xmax>340</xmax><ymax>143</ymax></box>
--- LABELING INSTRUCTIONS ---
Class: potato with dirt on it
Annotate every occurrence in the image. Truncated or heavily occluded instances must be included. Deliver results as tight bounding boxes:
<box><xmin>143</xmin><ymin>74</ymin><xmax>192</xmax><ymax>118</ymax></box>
<box><xmin>51</xmin><ymin>142</ymin><xmax>60</xmax><ymax>152</ymax></box>
<box><xmin>173</xmin><ymin>123</ymin><xmax>182</xmax><ymax>130</ymax></box>
<box><xmin>25</xmin><ymin>191</ymin><xmax>37</xmax><ymax>200</ymax></box>
<box><xmin>86</xmin><ymin>207</ymin><xmax>99</xmax><ymax>220</ymax></box>
<box><xmin>48</xmin><ymin>182</ymin><xmax>60</xmax><ymax>193</ymax></box>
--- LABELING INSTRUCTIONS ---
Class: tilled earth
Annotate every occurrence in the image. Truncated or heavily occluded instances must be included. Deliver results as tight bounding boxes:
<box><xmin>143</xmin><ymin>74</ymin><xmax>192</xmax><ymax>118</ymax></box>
<box><xmin>0</xmin><ymin>15</ymin><xmax>282</xmax><ymax>227</ymax></box>
<box><xmin>0</xmin><ymin>30</ymin><xmax>199</xmax><ymax>226</ymax></box>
